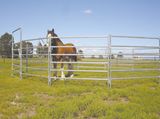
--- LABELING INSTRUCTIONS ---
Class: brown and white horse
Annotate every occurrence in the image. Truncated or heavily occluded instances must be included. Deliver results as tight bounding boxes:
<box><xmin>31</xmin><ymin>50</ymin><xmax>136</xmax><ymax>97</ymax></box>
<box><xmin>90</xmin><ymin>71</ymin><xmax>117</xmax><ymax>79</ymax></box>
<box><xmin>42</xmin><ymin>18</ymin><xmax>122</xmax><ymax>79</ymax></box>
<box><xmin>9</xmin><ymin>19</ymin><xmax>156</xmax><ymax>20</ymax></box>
<box><xmin>47</xmin><ymin>29</ymin><xmax>77</xmax><ymax>79</ymax></box>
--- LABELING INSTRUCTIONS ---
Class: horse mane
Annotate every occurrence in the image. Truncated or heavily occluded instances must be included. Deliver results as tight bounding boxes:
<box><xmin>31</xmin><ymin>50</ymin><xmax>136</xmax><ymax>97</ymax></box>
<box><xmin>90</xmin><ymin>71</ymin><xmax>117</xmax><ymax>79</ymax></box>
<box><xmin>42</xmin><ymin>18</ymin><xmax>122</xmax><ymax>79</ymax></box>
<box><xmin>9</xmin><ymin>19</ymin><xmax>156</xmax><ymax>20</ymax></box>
<box><xmin>51</xmin><ymin>33</ymin><xmax>64</xmax><ymax>46</ymax></box>
<box><xmin>51</xmin><ymin>32</ymin><xmax>64</xmax><ymax>55</ymax></box>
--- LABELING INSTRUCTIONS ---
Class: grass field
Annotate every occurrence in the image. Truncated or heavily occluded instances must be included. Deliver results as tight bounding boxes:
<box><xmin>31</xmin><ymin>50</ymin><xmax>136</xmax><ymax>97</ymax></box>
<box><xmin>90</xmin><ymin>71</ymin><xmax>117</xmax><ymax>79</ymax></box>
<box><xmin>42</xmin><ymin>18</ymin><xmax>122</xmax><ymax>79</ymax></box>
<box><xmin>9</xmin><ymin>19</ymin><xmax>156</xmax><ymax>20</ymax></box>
<box><xmin>0</xmin><ymin>58</ymin><xmax>160</xmax><ymax>119</ymax></box>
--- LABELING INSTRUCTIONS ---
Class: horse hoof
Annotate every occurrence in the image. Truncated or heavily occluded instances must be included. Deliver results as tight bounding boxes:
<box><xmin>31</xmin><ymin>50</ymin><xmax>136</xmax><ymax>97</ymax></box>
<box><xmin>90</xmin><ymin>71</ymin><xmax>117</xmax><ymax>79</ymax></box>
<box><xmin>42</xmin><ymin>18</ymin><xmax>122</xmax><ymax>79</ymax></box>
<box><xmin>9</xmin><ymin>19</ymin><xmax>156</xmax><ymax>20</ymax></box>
<box><xmin>61</xmin><ymin>75</ymin><xmax>65</xmax><ymax>80</ymax></box>
<box><xmin>53</xmin><ymin>76</ymin><xmax>58</xmax><ymax>80</ymax></box>
<box><xmin>70</xmin><ymin>74</ymin><xmax>74</xmax><ymax>78</ymax></box>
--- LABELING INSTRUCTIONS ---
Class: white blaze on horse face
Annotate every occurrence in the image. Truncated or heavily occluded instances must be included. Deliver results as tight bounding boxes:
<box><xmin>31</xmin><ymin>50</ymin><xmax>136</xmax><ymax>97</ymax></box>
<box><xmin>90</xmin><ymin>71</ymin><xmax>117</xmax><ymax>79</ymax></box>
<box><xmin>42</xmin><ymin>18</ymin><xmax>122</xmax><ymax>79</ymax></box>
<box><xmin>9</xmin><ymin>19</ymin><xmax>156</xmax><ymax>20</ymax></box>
<box><xmin>47</xmin><ymin>33</ymin><xmax>52</xmax><ymax>38</ymax></box>
<box><xmin>47</xmin><ymin>33</ymin><xmax>52</xmax><ymax>45</ymax></box>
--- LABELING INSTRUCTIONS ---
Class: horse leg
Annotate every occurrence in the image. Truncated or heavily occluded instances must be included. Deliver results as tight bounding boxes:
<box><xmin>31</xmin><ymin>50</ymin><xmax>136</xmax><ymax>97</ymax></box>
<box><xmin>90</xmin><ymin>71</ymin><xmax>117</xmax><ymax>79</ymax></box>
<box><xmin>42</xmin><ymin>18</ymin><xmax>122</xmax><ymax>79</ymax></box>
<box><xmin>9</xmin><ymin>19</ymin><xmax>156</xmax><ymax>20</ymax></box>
<box><xmin>60</xmin><ymin>58</ymin><xmax>65</xmax><ymax>79</ymax></box>
<box><xmin>67</xmin><ymin>57</ymin><xmax>74</xmax><ymax>78</ymax></box>
<box><xmin>70</xmin><ymin>60</ymin><xmax>74</xmax><ymax>78</ymax></box>
<box><xmin>53</xmin><ymin>63</ymin><xmax>58</xmax><ymax>79</ymax></box>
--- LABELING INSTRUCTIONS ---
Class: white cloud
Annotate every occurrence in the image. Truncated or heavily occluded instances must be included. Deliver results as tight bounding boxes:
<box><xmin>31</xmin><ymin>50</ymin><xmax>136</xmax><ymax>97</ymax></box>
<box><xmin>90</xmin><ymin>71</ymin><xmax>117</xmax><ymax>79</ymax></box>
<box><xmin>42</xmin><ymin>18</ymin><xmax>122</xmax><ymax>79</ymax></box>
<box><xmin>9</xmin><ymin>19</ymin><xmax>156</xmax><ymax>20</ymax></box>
<box><xmin>83</xmin><ymin>9</ymin><xmax>93</xmax><ymax>15</ymax></box>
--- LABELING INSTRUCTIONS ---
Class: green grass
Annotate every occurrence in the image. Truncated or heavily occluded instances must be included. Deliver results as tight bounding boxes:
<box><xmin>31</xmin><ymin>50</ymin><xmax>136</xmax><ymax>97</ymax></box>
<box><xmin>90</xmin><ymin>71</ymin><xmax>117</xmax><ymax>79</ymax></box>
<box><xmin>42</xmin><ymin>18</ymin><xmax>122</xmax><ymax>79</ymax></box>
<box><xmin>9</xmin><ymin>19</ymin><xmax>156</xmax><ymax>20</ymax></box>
<box><xmin>0</xmin><ymin>58</ymin><xmax>160</xmax><ymax>119</ymax></box>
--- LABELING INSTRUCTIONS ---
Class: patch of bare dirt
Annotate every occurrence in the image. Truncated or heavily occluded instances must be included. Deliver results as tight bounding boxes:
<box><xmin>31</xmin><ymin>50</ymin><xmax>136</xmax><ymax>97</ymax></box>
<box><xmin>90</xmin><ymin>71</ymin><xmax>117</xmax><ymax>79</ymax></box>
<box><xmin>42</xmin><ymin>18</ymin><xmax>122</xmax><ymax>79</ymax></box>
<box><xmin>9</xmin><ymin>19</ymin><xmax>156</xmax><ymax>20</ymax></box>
<box><xmin>0</xmin><ymin>113</ymin><xmax>3</xmax><ymax>118</ymax></box>
<box><xmin>10</xmin><ymin>93</ymin><xmax>23</xmax><ymax>106</ymax></box>
<box><xmin>34</xmin><ymin>92</ymin><xmax>93</xmax><ymax>100</ymax></box>
<box><xmin>150</xmin><ymin>87</ymin><xmax>156</xmax><ymax>90</ymax></box>
<box><xmin>17</xmin><ymin>107</ymin><xmax>36</xmax><ymax>119</ymax></box>
<box><xmin>119</xmin><ymin>97</ymin><xmax>129</xmax><ymax>103</ymax></box>
<box><xmin>104</xmin><ymin>96</ymin><xmax>129</xmax><ymax>105</ymax></box>
<box><xmin>34</xmin><ymin>93</ymin><xmax>54</xmax><ymax>100</ymax></box>
<box><xmin>157</xmin><ymin>112</ymin><xmax>160</xmax><ymax>117</ymax></box>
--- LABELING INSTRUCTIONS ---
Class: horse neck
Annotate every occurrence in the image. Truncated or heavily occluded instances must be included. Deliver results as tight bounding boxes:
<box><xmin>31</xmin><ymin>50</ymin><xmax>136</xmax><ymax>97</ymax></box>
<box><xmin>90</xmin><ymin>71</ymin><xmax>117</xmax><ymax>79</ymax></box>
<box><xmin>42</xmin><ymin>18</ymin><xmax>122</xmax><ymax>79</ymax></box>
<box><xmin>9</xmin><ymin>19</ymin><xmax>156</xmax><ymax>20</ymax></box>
<box><xmin>51</xmin><ymin>38</ymin><xmax>64</xmax><ymax>46</ymax></box>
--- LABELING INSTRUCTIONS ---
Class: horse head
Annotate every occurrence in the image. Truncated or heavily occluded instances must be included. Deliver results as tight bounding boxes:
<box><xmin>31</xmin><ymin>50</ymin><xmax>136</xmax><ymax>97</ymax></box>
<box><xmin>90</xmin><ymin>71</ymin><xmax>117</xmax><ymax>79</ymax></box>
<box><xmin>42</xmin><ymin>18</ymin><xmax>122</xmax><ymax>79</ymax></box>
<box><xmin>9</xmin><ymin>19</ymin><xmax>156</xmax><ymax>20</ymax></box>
<box><xmin>47</xmin><ymin>28</ymin><xmax>57</xmax><ymax>38</ymax></box>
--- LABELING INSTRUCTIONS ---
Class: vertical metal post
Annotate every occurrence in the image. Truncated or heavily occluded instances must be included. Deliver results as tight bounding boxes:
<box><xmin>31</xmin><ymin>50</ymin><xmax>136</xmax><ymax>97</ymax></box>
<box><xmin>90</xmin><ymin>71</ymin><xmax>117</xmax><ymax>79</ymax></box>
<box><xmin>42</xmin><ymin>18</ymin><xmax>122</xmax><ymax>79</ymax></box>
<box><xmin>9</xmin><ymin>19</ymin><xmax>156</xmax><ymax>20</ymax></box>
<box><xmin>20</xmin><ymin>28</ymin><xmax>22</xmax><ymax>80</ymax></box>
<box><xmin>107</xmin><ymin>35</ymin><xmax>112</xmax><ymax>88</ymax></box>
<box><xmin>48</xmin><ymin>38</ymin><xmax>52</xmax><ymax>85</ymax></box>
<box><xmin>159</xmin><ymin>39</ymin><xmax>160</xmax><ymax>80</ymax></box>
<box><xmin>132</xmin><ymin>49</ymin><xmax>135</xmax><ymax>69</ymax></box>
<box><xmin>159</xmin><ymin>39</ymin><xmax>160</xmax><ymax>62</ymax></box>
<box><xmin>26</xmin><ymin>43</ymin><xmax>28</xmax><ymax>72</ymax></box>
<box><xmin>12</xmin><ymin>27</ymin><xmax>22</xmax><ymax>79</ymax></box>
<box><xmin>11</xmin><ymin>34</ymin><xmax>14</xmax><ymax>76</ymax></box>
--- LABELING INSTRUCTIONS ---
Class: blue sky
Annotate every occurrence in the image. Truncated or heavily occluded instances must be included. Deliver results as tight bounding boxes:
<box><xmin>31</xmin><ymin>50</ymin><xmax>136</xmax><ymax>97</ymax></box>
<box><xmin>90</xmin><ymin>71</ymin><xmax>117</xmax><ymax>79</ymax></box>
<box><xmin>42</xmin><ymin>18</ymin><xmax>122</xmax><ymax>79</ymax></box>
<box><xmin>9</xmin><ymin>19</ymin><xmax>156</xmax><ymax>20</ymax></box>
<box><xmin>0</xmin><ymin>0</ymin><xmax>160</xmax><ymax>39</ymax></box>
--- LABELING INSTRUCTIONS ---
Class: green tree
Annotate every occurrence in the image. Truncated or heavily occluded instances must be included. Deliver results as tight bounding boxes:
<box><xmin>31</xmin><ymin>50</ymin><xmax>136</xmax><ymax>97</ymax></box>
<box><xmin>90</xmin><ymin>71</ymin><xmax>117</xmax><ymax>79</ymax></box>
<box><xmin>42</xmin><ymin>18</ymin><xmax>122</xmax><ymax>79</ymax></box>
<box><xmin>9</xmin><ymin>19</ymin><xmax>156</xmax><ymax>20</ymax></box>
<box><xmin>0</xmin><ymin>33</ymin><xmax>12</xmax><ymax>58</ymax></box>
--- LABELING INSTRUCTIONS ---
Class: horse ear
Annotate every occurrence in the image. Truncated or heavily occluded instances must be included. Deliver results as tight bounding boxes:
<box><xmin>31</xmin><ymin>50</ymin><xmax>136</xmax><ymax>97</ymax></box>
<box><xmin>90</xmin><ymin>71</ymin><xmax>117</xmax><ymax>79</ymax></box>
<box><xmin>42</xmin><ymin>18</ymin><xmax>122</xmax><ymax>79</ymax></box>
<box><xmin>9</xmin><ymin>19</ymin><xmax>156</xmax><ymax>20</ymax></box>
<box><xmin>52</xmin><ymin>28</ymin><xmax>54</xmax><ymax>33</ymax></box>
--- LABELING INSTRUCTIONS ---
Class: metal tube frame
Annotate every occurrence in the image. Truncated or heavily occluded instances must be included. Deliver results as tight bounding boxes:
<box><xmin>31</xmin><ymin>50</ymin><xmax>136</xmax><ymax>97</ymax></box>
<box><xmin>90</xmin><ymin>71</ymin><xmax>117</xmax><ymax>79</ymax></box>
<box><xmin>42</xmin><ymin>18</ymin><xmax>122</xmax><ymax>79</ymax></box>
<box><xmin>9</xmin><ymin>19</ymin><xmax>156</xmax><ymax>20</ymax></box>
<box><xmin>20</xmin><ymin>28</ymin><xmax>22</xmax><ymax>80</ymax></box>
<box><xmin>159</xmin><ymin>39</ymin><xmax>160</xmax><ymax>81</ymax></box>
<box><xmin>12</xmin><ymin>35</ymin><xmax>160</xmax><ymax>87</ymax></box>
<box><xmin>11</xmin><ymin>33</ymin><xmax>14</xmax><ymax>76</ymax></box>
<box><xmin>48</xmin><ymin>37</ymin><xmax>52</xmax><ymax>85</ymax></box>
<box><xmin>11</xmin><ymin>28</ymin><xmax>22</xmax><ymax>80</ymax></box>
<box><xmin>107</xmin><ymin>35</ymin><xmax>112</xmax><ymax>88</ymax></box>
<box><xmin>26</xmin><ymin>44</ymin><xmax>28</xmax><ymax>72</ymax></box>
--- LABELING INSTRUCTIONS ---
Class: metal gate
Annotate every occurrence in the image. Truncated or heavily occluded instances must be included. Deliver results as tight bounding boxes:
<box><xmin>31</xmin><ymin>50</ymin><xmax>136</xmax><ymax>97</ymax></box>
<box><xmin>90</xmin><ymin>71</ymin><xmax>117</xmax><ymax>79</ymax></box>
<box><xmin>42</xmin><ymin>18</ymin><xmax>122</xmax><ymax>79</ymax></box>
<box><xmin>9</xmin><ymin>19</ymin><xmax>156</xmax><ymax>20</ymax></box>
<box><xmin>11</xmin><ymin>29</ymin><xmax>160</xmax><ymax>88</ymax></box>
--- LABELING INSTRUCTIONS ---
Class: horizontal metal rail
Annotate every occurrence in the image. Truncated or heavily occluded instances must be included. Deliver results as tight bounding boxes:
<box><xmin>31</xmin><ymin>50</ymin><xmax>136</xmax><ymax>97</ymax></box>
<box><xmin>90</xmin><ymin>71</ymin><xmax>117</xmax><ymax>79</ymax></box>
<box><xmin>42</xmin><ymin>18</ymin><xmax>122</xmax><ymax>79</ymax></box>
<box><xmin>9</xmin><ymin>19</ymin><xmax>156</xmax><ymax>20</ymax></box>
<box><xmin>13</xmin><ymin>64</ymin><xmax>20</xmax><ymax>67</ymax></box>
<box><xmin>112</xmin><ymin>48</ymin><xmax>160</xmax><ymax>51</ymax></box>
<box><xmin>22</xmin><ymin>36</ymin><xmax>108</xmax><ymax>42</ymax></box>
<box><xmin>51</xmin><ymin>69</ymin><xmax>108</xmax><ymax>73</ymax></box>
<box><xmin>112</xmin><ymin>63</ymin><xmax>159</xmax><ymax>65</ymax></box>
<box><xmin>69</xmin><ymin>53</ymin><xmax>159</xmax><ymax>56</ymax></box>
<box><xmin>25</xmin><ymin>67</ymin><xmax>48</xmax><ymax>71</ymax></box>
<box><xmin>50</xmin><ymin>54</ymin><xmax>108</xmax><ymax>56</ymax></box>
<box><xmin>22</xmin><ymin>37</ymin><xmax>48</xmax><ymax>42</ymax></box>
<box><xmin>21</xmin><ymin>54</ymin><xmax>48</xmax><ymax>56</ymax></box>
<box><xmin>22</xmin><ymin>73</ymin><xmax>48</xmax><ymax>78</ymax></box>
<box><xmin>77</xmin><ymin>66</ymin><xmax>132</xmax><ymax>69</ymax></box>
<box><xmin>22</xmin><ymin>60</ymin><xmax>48</xmax><ymax>63</ymax></box>
<box><xmin>112</xmin><ymin>45</ymin><xmax>160</xmax><ymax>49</ymax></box>
<box><xmin>112</xmin><ymin>35</ymin><xmax>160</xmax><ymax>40</ymax></box>
<box><xmin>20</xmin><ymin>53</ymin><xmax>105</xmax><ymax>56</ymax></box>
<box><xmin>112</xmin><ymin>76</ymin><xmax>160</xmax><ymax>80</ymax></box>
<box><xmin>23</xmin><ymin>67</ymin><xmax>159</xmax><ymax>73</ymax></box>
<box><xmin>77</xmin><ymin>66</ymin><xmax>107</xmax><ymax>69</ymax></box>
<box><xmin>112</xmin><ymin>53</ymin><xmax>159</xmax><ymax>56</ymax></box>
<box><xmin>19</xmin><ymin>53</ymin><xmax>159</xmax><ymax>56</ymax></box>
<box><xmin>31</xmin><ymin>45</ymin><xmax>107</xmax><ymax>48</ymax></box>
<box><xmin>50</xmin><ymin>77</ymin><xmax>108</xmax><ymax>80</ymax></box>
<box><xmin>118</xmin><ymin>57</ymin><xmax>160</xmax><ymax>59</ymax></box>
<box><xmin>111</xmin><ymin>68</ymin><xmax>160</xmax><ymax>72</ymax></box>
<box><xmin>51</xmin><ymin>61</ymin><xmax>108</xmax><ymax>64</ymax></box>
<box><xmin>50</xmin><ymin>46</ymin><xmax>107</xmax><ymax>48</ymax></box>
